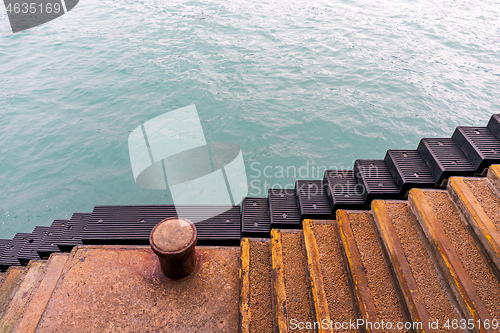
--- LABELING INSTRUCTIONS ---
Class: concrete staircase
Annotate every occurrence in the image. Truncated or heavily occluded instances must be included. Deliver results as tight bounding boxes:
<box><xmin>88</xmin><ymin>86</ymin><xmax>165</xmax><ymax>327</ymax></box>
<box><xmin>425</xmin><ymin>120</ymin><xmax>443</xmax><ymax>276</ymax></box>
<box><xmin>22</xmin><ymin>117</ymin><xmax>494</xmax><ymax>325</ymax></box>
<box><xmin>240</xmin><ymin>166</ymin><xmax>500</xmax><ymax>333</ymax></box>
<box><xmin>1</xmin><ymin>167</ymin><xmax>500</xmax><ymax>331</ymax></box>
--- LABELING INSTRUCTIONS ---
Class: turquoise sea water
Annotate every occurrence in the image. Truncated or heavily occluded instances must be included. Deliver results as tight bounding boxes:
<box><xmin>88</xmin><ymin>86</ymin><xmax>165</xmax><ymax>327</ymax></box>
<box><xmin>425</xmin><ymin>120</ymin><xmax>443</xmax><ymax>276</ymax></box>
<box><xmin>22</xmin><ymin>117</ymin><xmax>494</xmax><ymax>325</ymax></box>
<box><xmin>1</xmin><ymin>0</ymin><xmax>499</xmax><ymax>237</ymax></box>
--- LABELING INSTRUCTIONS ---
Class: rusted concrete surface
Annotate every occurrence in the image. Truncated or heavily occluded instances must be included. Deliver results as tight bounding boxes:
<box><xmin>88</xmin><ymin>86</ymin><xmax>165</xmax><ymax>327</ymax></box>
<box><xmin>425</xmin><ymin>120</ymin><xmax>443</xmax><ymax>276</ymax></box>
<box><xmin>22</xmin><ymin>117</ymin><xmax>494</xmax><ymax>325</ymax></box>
<box><xmin>0</xmin><ymin>267</ymin><xmax>26</xmax><ymax>317</ymax></box>
<box><xmin>36</xmin><ymin>245</ymin><xmax>240</xmax><ymax>333</ymax></box>
<box><xmin>0</xmin><ymin>260</ymin><xmax>46</xmax><ymax>332</ymax></box>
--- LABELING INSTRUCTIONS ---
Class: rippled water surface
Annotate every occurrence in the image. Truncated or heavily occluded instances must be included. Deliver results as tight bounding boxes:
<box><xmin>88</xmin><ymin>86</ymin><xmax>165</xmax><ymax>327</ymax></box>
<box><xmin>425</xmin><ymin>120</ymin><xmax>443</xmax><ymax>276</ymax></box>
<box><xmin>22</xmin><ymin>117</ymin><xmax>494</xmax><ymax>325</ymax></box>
<box><xmin>1</xmin><ymin>0</ymin><xmax>500</xmax><ymax>237</ymax></box>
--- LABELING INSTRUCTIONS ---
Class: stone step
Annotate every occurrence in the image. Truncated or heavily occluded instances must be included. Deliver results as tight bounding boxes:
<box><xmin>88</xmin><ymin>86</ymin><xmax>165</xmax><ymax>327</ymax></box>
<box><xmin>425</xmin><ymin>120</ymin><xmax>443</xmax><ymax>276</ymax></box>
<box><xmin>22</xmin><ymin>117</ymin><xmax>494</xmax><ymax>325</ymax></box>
<box><xmin>14</xmin><ymin>253</ymin><xmax>70</xmax><ymax>332</ymax></box>
<box><xmin>409</xmin><ymin>188</ymin><xmax>500</xmax><ymax>333</ymax></box>
<box><xmin>240</xmin><ymin>238</ymin><xmax>273</xmax><ymax>333</ymax></box>
<box><xmin>371</xmin><ymin>200</ymin><xmax>464</xmax><ymax>331</ymax></box>
<box><xmin>447</xmin><ymin>177</ymin><xmax>500</xmax><ymax>278</ymax></box>
<box><xmin>302</xmin><ymin>219</ymin><xmax>355</xmax><ymax>333</ymax></box>
<box><xmin>0</xmin><ymin>267</ymin><xmax>26</xmax><ymax>318</ymax></box>
<box><xmin>271</xmin><ymin>229</ymin><xmax>314</xmax><ymax>332</ymax></box>
<box><xmin>0</xmin><ymin>260</ymin><xmax>47</xmax><ymax>332</ymax></box>
<box><xmin>335</xmin><ymin>210</ymin><xmax>406</xmax><ymax>333</ymax></box>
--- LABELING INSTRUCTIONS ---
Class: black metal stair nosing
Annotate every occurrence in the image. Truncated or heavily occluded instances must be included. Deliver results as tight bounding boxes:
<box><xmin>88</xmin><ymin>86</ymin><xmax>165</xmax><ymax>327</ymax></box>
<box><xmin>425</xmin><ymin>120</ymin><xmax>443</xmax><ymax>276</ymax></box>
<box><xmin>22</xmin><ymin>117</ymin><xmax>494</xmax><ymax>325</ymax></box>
<box><xmin>384</xmin><ymin>150</ymin><xmax>436</xmax><ymax>193</ymax></box>
<box><xmin>268</xmin><ymin>189</ymin><xmax>302</xmax><ymax>229</ymax></box>
<box><xmin>241</xmin><ymin>197</ymin><xmax>271</xmax><ymax>238</ymax></box>
<box><xmin>82</xmin><ymin>205</ymin><xmax>242</xmax><ymax>245</ymax></box>
<box><xmin>452</xmin><ymin>126</ymin><xmax>500</xmax><ymax>171</ymax></box>
<box><xmin>4</xmin><ymin>115</ymin><xmax>500</xmax><ymax>271</ymax></box>
<box><xmin>295</xmin><ymin>180</ymin><xmax>332</xmax><ymax>220</ymax></box>
<box><xmin>56</xmin><ymin>213</ymin><xmax>91</xmax><ymax>252</ymax></box>
<box><xmin>17</xmin><ymin>226</ymin><xmax>50</xmax><ymax>265</ymax></box>
<box><xmin>323</xmin><ymin>170</ymin><xmax>366</xmax><ymax>213</ymax></box>
<box><xmin>353</xmin><ymin>160</ymin><xmax>400</xmax><ymax>202</ymax></box>
<box><xmin>0</xmin><ymin>239</ymin><xmax>10</xmax><ymax>262</ymax></box>
<box><xmin>487</xmin><ymin>114</ymin><xmax>500</xmax><ymax>139</ymax></box>
<box><xmin>0</xmin><ymin>233</ymin><xmax>31</xmax><ymax>270</ymax></box>
<box><xmin>417</xmin><ymin>138</ymin><xmax>476</xmax><ymax>183</ymax></box>
<box><xmin>36</xmin><ymin>220</ymin><xmax>69</xmax><ymax>259</ymax></box>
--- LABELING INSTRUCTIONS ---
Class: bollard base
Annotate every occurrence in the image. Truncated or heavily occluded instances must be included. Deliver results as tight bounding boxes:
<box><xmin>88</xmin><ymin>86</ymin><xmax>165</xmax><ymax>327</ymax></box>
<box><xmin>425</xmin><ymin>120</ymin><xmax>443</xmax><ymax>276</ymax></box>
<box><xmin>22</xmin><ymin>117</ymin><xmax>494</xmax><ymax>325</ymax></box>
<box><xmin>149</xmin><ymin>218</ymin><xmax>198</xmax><ymax>280</ymax></box>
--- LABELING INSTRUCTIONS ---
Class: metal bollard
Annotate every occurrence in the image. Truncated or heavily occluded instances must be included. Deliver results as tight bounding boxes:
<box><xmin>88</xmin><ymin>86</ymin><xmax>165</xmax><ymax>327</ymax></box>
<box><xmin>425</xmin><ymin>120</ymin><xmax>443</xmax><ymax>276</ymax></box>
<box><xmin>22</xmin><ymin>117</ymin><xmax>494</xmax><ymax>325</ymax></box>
<box><xmin>149</xmin><ymin>217</ymin><xmax>197</xmax><ymax>280</ymax></box>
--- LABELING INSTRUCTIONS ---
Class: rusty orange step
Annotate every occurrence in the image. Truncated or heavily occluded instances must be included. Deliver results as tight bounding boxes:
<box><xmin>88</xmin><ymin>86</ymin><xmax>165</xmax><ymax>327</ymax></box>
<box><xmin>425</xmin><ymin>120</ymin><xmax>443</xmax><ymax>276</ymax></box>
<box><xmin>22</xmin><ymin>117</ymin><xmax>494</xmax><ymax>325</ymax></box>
<box><xmin>372</xmin><ymin>200</ymin><xmax>464</xmax><ymax>332</ymax></box>
<box><xmin>302</xmin><ymin>219</ymin><xmax>357</xmax><ymax>333</ymax></box>
<box><xmin>336</xmin><ymin>210</ymin><xmax>406</xmax><ymax>333</ymax></box>
<box><xmin>271</xmin><ymin>229</ymin><xmax>314</xmax><ymax>333</ymax></box>
<box><xmin>409</xmin><ymin>188</ymin><xmax>500</xmax><ymax>333</ymax></box>
<box><xmin>240</xmin><ymin>238</ymin><xmax>273</xmax><ymax>333</ymax></box>
<box><xmin>447</xmin><ymin>177</ymin><xmax>500</xmax><ymax>278</ymax></box>
<box><xmin>0</xmin><ymin>267</ymin><xmax>26</xmax><ymax>319</ymax></box>
<box><xmin>302</xmin><ymin>220</ymin><xmax>333</xmax><ymax>333</ymax></box>
<box><xmin>0</xmin><ymin>260</ymin><xmax>47</xmax><ymax>332</ymax></box>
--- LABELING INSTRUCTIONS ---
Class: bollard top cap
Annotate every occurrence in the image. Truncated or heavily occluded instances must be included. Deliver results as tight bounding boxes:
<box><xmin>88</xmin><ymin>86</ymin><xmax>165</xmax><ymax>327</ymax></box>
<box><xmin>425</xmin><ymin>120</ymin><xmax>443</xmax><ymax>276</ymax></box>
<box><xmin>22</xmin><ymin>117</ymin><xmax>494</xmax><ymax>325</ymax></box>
<box><xmin>151</xmin><ymin>218</ymin><xmax>196</xmax><ymax>253</ymax></box>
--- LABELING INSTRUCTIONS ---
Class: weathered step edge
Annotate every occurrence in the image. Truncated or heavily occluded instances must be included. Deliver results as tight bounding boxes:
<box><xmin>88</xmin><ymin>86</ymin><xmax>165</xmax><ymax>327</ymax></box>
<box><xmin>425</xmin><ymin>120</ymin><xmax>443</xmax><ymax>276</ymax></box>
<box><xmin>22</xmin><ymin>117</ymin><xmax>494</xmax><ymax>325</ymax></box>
<box><xmin>240</xmin><ymin>238</ymin><xmax>272</xmax><ymax>333</ymax></box>
<box><xmin>0</xmin><ymin>267</ymin><xmax>26</xmax><ymax>318</ymax></box>
<box><xmin>0</xmin><ymin>260</ymin><xmax>46</xmax><ymax>332</ymax></box>
<box><xmin>240</xmin><ymin>238</ymin><xmax>250</xmax><ymax>333</ymax></box>
<box><xmin>371</xmin><ymin>200</ymin><xmax>431</xmax><ymax>332</ymax></box>
<box><xmin>487</xmin><ymin>165</ymin><xmax>500</xmax><ymax>198</ymax></box>
<box><xmin>302</xmin><ymin>219</ymin><xmax>333</xmax><ymax>333</ymax></box>
<box><xmin>447</xmin><ymin>177</ymin><xmax>500</xmax><ymax>279</ymax></box>
<box><xmin>271</xmin><ymin>229</ymin><xmax>289</xmax><ymax>333</ymax></box>
<box><xmin>335</xmin><ymin>210</ymin><xmax>381</xmax><ymax>333</ymax></box>
<box><xmin>408</xmin><ymin>188</ymin><xmax>494</xmax><ymax>333</ymax></box>
<box><xmin>14</xmin><ymin>253</ymin><xmax>70</xmax><ymax>333</ymax></box>
<box><xmin>34</xmin><ymin>244</ymin><xmax>82</xmax><ymax>331</ymax></box>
